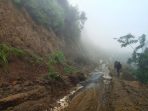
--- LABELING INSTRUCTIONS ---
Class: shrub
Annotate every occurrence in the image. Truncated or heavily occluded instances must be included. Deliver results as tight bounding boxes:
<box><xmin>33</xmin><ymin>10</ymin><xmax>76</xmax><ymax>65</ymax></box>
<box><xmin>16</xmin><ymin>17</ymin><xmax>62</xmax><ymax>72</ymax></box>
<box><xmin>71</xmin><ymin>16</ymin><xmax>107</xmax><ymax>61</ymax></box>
<box><xmin>29</xmin><ymin>53</ymin><xmax>43</xmax><ymax>64</ymax></box>
<box><xmin>13</xmin><ymin>0</ymin><xmax>23</xmax><ymax>8</ymax></box>
<box><xmin>0</xmin><ymin>44</ymin><xmax>10</xmax><ymax>64</ymax></box>
<box><xmin>0</xmin><ymin>44</ymin><xmax>28</xmax><ymax>65</ymax></box>
<box><xmin>0</xmin><ymin>43</ymin><xmax>43</xmax><ymax>66</ymax></box>
<box><xmin>47</xmin><ymin>72</ymin><xmax>62</xmax><ymax>81</ymax></box>
<box><xmin>12</xmin><ymin>0</ymin><xmax>86</xmax><ymax>40</ymax></box>
<box><xmin>16</xmin><ymin>0</ymin><xmax>65</xmax><ymax>33</ymax></box>
<box><xmin>10</xmin><ymin>47</ymin><xmax>26</xmax><ymax>57</ymax></box>
<box><xmin>48</xmin><ymin>51</ymin><xmax>65</xmax><ymax>65</ymax></box>
<box><xmin>64</xmin><ymin>65</ymin><xmax>78</xmax><ymax>74</ymax></box>
<box><xmin>13</xmin><ymin>0</ymin><xmax>21</xmax><ymax>5</ymax></box>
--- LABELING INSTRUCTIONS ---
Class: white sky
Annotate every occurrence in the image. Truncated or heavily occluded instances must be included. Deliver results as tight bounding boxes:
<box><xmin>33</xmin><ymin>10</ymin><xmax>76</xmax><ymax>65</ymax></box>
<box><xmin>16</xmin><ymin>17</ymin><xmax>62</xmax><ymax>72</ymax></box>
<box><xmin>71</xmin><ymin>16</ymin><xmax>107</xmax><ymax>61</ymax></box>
<box><xmin>68</xmin><ymin>0</ymin><xmax>148</xmax><ymax>54</ymax></box>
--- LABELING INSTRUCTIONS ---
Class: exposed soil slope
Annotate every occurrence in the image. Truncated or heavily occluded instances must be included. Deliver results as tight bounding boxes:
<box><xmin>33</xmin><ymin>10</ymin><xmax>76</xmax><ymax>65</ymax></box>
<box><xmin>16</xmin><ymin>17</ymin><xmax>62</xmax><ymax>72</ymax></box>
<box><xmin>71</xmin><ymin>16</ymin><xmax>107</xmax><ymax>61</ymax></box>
<box><xmin>0</xmin><ymin>1</ymin><xmax>88</xmax><ymax>111</ymax></box>
<box><xmin>0</xmin><ymin>0</ymin><xmax>62</xmax><ymax>55</ymax></box>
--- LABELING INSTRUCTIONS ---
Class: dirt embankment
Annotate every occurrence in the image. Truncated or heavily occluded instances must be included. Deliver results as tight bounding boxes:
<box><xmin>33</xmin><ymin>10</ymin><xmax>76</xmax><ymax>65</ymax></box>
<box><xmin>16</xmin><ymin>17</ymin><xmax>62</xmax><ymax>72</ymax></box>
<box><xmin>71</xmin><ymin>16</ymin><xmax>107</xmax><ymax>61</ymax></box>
<box><xmin>0</xmin><ymin>0</ymin><xmax>91</xmax><ymax>111</ymax></box>
<box><xmin>0</xmin><ymin>55</ymin><xmax>87</xmax><ymax>111</ymax></box>
<box><xmin>0</xmin><ymin>0</ymin><xmax>63</xmax><ymax>55</ymax></box>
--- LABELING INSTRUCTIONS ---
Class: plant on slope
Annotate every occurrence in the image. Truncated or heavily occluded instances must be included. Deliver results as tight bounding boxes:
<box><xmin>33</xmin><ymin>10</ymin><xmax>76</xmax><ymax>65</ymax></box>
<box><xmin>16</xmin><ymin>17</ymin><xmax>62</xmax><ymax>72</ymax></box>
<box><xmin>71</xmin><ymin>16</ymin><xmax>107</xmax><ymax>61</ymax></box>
<box><xmin>48</xmin><ymin>51</ymin><xmax>65</xmax><ymax>65</ymax></box>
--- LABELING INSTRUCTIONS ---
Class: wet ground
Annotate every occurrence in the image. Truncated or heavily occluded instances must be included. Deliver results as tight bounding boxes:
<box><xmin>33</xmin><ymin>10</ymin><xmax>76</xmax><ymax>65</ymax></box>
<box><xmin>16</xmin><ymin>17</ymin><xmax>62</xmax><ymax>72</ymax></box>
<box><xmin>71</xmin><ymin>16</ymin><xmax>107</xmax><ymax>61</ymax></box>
<box><xmin>64</xmin><ymin>65</ymin><xmax>148</xmax><ymax>111</ymax></box>
<box><xmin>64</xmin><ymin>65</ymin><xmax>113</xmax><ymax>111</ymax></box>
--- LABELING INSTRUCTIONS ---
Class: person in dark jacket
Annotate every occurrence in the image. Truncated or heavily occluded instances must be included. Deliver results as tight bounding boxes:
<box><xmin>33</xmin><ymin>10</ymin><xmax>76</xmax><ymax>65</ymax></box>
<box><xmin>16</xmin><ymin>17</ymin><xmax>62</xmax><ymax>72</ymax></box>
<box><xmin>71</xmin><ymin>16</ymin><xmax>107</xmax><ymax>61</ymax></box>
<box><xmin>114</xmin><ymin>61</ymin><xmax>122</xmax><ymax>78</ymax></box>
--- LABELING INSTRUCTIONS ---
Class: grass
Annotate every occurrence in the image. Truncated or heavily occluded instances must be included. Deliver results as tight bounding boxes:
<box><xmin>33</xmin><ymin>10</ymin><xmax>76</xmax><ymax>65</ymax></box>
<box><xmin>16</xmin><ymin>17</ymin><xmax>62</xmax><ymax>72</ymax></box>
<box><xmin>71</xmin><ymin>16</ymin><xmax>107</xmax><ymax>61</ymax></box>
<box><xmin>0</xmin><ymin>44</ymin><xmax>27</xmax><ymax>65</ymax></box>
<box><xmin>48</xmin><ymin>72</ymin><xmax>62</xmax><ymax>81</ymax></box>
<box><xmin>64</xmin><ymin>65</ymin><xmax>79</xmax><ymax>74</ymax></box>
<box><xmin>0</xmin><ymin>44</ymin><xmax>10</xmax><ymax>64</ymax></box>
<box><xmin>46</xmin><ymin>65</ymin><xmax>62</xmax><ymax>81</ymax></box>
<box><xmin>0</xmin><ymin>43</ymin><xmax>44</xmax><ymax>66</ymax></box>
<box><xmin>48</xmin><ymin>51</ymin><xmax>65</xmax><ymax>65</ymax></box>
<box><xmin>29</xmin><ymin>53</ymin><xmax>44</xmax><ymax>64</ymax></box>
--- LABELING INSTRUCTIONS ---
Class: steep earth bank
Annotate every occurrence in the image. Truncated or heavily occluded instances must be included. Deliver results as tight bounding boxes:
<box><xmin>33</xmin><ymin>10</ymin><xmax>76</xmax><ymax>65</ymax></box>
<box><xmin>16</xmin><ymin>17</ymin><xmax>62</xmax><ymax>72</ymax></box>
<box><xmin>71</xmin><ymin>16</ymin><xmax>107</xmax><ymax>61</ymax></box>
<box><xmin>0</xmin><ymin>0</ymin><xmax>92</xmax><ymax>111</ymax></box>
<box><xmin>0</xmin><ymin>0</ymin><xmax>62</xmax><ymax>55</ymax></box>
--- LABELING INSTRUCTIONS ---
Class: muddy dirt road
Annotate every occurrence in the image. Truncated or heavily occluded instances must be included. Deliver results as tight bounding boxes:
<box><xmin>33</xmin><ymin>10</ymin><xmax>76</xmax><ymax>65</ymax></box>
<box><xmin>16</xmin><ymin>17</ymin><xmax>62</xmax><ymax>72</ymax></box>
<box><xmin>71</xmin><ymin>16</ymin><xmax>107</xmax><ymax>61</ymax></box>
<box><xmin>65</xmin><ymin>64</ymin><xmax>113</xmax><ymax>111</ymax></box>
<box><xmin>65</xmin><ymin>65</ymin><xmax>148</xmax><ymax>111</ymax></box>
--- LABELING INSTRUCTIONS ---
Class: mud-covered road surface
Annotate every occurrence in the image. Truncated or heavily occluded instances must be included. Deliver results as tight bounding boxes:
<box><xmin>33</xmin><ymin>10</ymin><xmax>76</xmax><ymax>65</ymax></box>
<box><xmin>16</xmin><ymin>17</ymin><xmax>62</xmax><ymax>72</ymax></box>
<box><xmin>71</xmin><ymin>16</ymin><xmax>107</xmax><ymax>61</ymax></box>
<box><xmin>65</xmin><ymin>65</ymin><xmax>148</xmax><ymax>111</ymax></box>
<box><xmin>65</xmin><ymin>65</ymin><xmax>113</xmax><ymax>111</ymax></box>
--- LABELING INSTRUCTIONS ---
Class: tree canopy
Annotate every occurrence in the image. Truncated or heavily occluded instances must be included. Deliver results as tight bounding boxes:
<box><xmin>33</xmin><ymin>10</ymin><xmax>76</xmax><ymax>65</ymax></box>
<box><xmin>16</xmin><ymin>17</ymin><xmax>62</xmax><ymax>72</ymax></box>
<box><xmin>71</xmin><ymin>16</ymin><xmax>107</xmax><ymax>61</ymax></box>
<box><xmin>115</xmin><ymin>34</ymin><xmax>148</xmax><ymax>83</ymax></box>
<box><xmin>13</xmin><ymin>0</ymin><xmax>87</xmax><ymax>40</ymax></box>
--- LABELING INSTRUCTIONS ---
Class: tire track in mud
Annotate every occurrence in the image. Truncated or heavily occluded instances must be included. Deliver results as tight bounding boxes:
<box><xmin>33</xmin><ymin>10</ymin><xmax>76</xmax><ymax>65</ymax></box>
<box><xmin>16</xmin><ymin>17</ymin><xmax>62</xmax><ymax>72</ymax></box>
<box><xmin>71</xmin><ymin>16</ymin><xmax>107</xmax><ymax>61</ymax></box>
<box><xmin>65</xmin><ymin>79</ymin><xmax>114</xmax><ymax>111</ymax></box>
<box><xmin>97</xmin><ymin>78</ymin><xmax>114</xmax><ymax>111</ymax></box>
<box><xmin>65</xmin><ymin>65</ymin><xmax>114</xmax><ymax>111</ymax></box>
<box><xmin>57</xmin><ymin>66</ymin><xmax>148</xmax><ymax>111</ymax></box>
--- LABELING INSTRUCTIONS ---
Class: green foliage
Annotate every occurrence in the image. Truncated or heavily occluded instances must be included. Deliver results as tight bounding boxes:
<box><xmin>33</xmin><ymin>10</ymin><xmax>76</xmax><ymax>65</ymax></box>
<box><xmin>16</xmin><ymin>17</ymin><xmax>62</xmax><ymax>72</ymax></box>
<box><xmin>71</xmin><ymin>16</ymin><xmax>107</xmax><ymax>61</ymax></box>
<box><xmin>0</xmin><ymin>43</ymin><xmax>43</xmax><ymax>66</ymax></box>
<box><xmin>13</xmin><ymin>0</ymin><xmax>87</xmax><ymax>40</ymax></box>
<box><xmin>10</xmin><ymin>47</ymin><xmax>26</xmax><ymax>57</ymax></box>
<box><xmin>13</xmin><ymin>0</ymin><xmax>65</xmax><ymax>32</ymax></box>
<box><xmin>135</xmin><ymin>49</ymin><xmax>148</xmax><ymax>83</ymax></box>
<box><xmin>0</xmin><ymin>44</ymin><xmax>10</xmax><ymax>64</ymax></box>
<box><xmin>115</xmin><ymin>34</ymin><xmax>148</xmax><ymax>83</ymax></box>
<box><xmin>115</xmin><ymin>34</ymin><xmax>146</xmax><ymax>63</ymax></box>
<box><xmin>48</xmin><ymin>51</ymin><xmax>65</xmax><ymax>65</ymax></box>
<box><xmin>47</xmin><ymin>51</ymin><xmax>65</xmax><ymax>80</ymax></box>
<box><xmin>47</xmin><ymin>72</ymin><xmax>61</xmax><ymax>81</ymax></box>
<box><xmin>47</xmin><ymin>64</ymin><xmax>62</xmax><ymax>81</ymax></box>
<box><xmin>115</xmin><ymin>34</ymin><xmax>138</xmax><ymax>48</ymax></box>
<box><xmin>64</xmin><ymin>65</ymin><xmax>78</xmax><ymax>74</ymax></box>
<box><xmin>29</xmin><ymin>53</ymin><xmax>43</xmax><ymax>64</ymax></box>
<box><xmin>13</xmin><ymin>0</ymin><xmax>22</xmax><ymax>6</ymax></box>
<box><xmin>0</xmin><ymin>44</ymin><xmax>26</xmax><ymax>65</ymax></box>
<box><xmin>63</xmin><ymin>6</ymin><xmax>87</xmax><ymax>40</ymax></box>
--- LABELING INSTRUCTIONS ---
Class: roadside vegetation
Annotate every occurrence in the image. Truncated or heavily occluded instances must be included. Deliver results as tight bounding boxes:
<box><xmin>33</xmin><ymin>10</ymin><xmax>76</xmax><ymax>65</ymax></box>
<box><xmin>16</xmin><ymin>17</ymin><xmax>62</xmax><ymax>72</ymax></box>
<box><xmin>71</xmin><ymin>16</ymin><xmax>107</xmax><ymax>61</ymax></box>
<box><xmin>0</xmin><ymin>43</ymin><xmax>43</xmax><ymax>66</ymax></box>
<box><xmin>115</xmin><ymin>34</ymin><xmax>148</xmax><ymax>83</ymax></box>
<box><xmin>0</xmin><ymin>44</ymin><xmax>79</xmax><ymax>81</ymax></box>
<box><xmin>47</xmin><ymin>51</ymin><xmax>79</xmax><ymax>81</ymax></box>
<box><xmin>0</xmin><ymin>44</ymin><xmax>26</xmax><ymax>65</ymax></box>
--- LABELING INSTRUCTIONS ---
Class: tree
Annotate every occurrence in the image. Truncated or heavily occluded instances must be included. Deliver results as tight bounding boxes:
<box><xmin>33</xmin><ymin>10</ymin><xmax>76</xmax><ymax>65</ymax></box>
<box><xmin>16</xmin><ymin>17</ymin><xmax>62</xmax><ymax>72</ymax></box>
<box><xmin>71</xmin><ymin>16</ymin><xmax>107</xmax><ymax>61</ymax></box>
<box><xmin>13</xmin><ymin>0</ymin><xmax>87</xmax><ymax>40</ymax></box>
<box><xmin>115</xmin><ymin>34</ymin><xmax>148</xmax><ymax>83</ymax></box>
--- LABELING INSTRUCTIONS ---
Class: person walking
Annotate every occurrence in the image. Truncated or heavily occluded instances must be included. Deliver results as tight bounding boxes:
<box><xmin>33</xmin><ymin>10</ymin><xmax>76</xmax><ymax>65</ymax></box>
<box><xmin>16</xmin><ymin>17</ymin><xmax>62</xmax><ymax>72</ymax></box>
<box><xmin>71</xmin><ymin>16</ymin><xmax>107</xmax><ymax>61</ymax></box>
<box><xmin>114</xmin><ymin>61</ymin><xmax>122</xmax><ymax>78</ymax></box>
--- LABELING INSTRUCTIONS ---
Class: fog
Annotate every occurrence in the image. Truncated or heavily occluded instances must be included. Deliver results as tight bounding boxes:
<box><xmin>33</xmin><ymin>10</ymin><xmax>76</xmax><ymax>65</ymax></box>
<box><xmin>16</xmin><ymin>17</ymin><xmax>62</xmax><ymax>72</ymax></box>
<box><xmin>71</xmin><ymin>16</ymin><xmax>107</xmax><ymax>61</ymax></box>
<box><xmin>69</xmin><ymin>0</ymin><xmax>148</xmax><ymax>62</ymax></box>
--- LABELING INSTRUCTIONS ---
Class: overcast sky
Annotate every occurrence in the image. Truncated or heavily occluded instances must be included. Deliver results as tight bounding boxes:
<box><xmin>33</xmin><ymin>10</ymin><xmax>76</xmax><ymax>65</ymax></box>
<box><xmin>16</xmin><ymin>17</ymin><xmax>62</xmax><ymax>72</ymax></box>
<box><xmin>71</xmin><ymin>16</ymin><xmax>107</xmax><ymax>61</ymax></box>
<box><xmin>68</xmin><ymin>0</ymin><xmax>148</xmax><ymax>54</ymax></box>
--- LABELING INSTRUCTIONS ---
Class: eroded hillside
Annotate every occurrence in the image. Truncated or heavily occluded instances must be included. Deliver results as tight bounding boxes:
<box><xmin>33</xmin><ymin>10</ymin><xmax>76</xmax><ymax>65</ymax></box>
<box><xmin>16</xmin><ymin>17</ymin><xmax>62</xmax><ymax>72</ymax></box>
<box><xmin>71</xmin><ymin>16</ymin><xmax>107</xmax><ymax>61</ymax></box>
<box><xmin>0</xmin><ymin>0</ymin><xmax>62</xmax><ymax>55</ymax></box>
<box><xmin>0</xmin><ymin>1</ymin><xmax>90</xmax><ymax>110</ymax></box>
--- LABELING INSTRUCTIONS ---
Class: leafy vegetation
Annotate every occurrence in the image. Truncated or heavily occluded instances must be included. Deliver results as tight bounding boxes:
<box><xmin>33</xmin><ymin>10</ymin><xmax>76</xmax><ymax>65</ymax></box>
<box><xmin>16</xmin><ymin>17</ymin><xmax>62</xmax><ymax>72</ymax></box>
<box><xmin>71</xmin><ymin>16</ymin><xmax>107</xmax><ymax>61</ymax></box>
<box><xmin>29</xmin><ymin>53</ymin><xmax>43</xmax><ymax>64</ymax></box>
<box><xmin>13</xmin><ymin>0</ymin><xmax>87</xmax><ymax>40</ymax></box>
<box><xmin>64</xmin><ymin>65</ymin><xmax>78</xmax><ymax>74</ymax></box>
<box><xmin>48</xmin><ymin>51</ymin><xmax>65</xmax><ymax>65</ymax></box>
<box><xmin>115</xmin><ymin>34</ymin><xmax>148</xmax><ymax>83</ymax></box>
<box><xmin>0</xmin><ymin>44</ymin><xmax>26</xmax><ymax>65</ymax></box>
<box><xmin>46</xmin><ymin>51</ymin><xmax>79</xmax><ymax>81</ymax></box>
<box><xmin>46</xmin><ymin>72</ymin><xmax>62</xmax><ymax>81</ymax></box>
<box><xmin>0</xmin><ymin>44</ymin><xmax>10</xmax><ymax>64</ymax></box>
<box><xmin>46</xmin><ymin>51</ymin><xmax>64</xmax><ymax>81</ymax></box>
<box><xmin>0</xmin><ymin>43</ymin><xmax>44</xmax><ymax>67</ymax></box>
<box><xmin>13</xmin><ymin>0</ymin><xmax>21</xmax><ymax>6</ymax></box>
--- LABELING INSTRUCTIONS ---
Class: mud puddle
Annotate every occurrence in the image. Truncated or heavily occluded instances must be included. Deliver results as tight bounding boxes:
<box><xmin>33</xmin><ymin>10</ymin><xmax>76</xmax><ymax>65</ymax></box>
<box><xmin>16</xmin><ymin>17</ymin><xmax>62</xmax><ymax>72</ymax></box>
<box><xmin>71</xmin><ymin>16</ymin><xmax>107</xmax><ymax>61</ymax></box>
<box><xmin>52</xmin><ymin>64</ymin><xmax>113</xmax><ymax>111</ymax></box>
